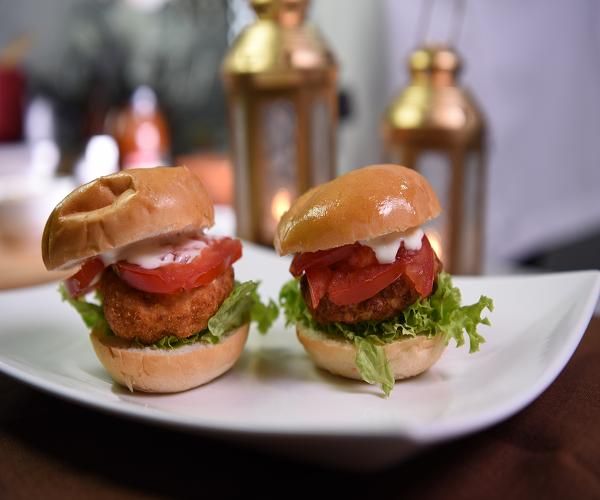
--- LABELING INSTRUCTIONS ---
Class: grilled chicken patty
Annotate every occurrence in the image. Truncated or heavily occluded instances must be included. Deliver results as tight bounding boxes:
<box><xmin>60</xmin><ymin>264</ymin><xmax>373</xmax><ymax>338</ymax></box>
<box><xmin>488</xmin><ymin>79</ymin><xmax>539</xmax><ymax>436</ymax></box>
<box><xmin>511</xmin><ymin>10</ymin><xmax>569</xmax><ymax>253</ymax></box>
<box><xmin>302</xmin><ymin>251</ymin><xmax>443</xmax><ymax>325</ymax></box>
<box><xmin>100</xmin><ymin>266</ymin><xmax>234</xmax><ymax>344</ymax></box>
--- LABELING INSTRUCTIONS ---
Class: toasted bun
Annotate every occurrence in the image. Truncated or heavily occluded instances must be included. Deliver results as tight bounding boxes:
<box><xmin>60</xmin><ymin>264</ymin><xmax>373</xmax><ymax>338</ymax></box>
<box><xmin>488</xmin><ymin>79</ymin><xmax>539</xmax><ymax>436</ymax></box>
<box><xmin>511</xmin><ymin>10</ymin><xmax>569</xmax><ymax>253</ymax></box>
<box><xmin>296</xmin><ymin>322</ymin><xmax>447</xmax><ymax>381</ymax></box>
<box><xmin>274</xmin><ymin>164</ymin><xmax>441</xmax><ymax>255</ymax></box>
<box><xmin>90</xmin><ymin>323</ymin><xmax>249</xmax><ymax>393</ymax></box>
<box><xmin>42</xmin><ymin>166</ymin><xmax>214</xmax><ymax>271</ymax></box>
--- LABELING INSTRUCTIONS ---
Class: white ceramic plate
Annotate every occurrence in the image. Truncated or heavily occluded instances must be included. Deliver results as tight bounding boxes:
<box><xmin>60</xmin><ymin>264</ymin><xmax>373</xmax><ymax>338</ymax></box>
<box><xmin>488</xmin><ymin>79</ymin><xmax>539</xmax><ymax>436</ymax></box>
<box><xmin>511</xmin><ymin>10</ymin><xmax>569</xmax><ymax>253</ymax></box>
<box><xmin>0</xmin><ymin>242</ymin><xmax>599</xmax><ymax>470</ymax></box>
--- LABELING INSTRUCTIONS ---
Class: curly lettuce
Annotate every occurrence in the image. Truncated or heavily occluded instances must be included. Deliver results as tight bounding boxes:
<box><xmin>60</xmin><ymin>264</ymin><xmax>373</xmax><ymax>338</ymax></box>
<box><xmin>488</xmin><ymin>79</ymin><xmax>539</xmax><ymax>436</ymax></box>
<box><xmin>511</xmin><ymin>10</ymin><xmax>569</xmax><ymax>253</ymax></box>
<box><xmin>58</xmin><ymin>285</ymin><xmax>112</xmax><ymax>336</ymax></box>
<box><xmin>59</xmin><ymin>280</ymin><xmax>278</xmax><ymax>350</ymax></box>
<box><xmin>279</xmin><ymin>271</ymin><xmax>493</xmax><ymax>396</ymax></box>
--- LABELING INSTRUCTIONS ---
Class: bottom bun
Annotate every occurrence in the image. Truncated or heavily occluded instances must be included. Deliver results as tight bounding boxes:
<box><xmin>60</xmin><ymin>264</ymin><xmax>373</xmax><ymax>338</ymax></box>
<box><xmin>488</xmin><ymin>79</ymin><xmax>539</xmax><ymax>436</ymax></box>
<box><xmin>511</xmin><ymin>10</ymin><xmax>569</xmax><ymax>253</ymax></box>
<box><xmin>296</xmin><ymin>322</ymin><xmax>447</xmax><ymax>381</ymax></box>
<box><xmin>90</xmin><ymin>323</ymin><xmax>249</xmax><ymax>393</ymax></box>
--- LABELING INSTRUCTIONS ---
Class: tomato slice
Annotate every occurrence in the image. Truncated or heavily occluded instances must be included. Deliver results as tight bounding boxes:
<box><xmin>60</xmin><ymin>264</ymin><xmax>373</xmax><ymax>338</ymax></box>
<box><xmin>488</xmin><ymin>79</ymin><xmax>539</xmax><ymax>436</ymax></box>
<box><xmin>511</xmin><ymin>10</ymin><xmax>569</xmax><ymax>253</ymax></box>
<box><xmin>290</xmin><ymin>243</ymin><xmax>360</xmax><ymax>278</ymax></box>
<box><xmin>328</xmin><ymin>236</ymin><xmax>434</xmax><ymax>306</ymax></box>
<box><xmin>305</xmin><ymin>266</ymin><xmax>333</xmax><ymax>308</ymax></box>
<box><xmin>301</xmin><ymin>235</ymin><xmax>435</xmax><ymax>308</ymax></box>
<box><xmin>327</xmin><ymin>258</ymin><xmax>406</xmax><ymax>307</ymax></box>
<box><xmin>63</xmin><ymin>257</ymin><xmax>106</xmax><ymax>299</ymax></box>
<box><xmin>403</xmin><ymin>235</ymin><xmax>434</xmax><ymax>297</ymax></box>
<box><xmin>346</xmin><ymin>245</ymin><xmax>379</xmax><ymax>268</ymax></box>
<box><xmin>115</xmin><ymin>237</ymin><xmax>242</xmax><ymax>294</ymax></box>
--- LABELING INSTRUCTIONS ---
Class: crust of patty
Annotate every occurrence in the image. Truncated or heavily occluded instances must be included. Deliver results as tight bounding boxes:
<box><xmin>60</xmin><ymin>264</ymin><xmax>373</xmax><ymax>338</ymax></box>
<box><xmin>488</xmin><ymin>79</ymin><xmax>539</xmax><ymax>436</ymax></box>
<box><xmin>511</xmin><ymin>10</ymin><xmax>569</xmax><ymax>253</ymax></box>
<box><xmin>100</xmin><ymin>266</ymin><xmax>234</xmax><ymax>344</ymax></box>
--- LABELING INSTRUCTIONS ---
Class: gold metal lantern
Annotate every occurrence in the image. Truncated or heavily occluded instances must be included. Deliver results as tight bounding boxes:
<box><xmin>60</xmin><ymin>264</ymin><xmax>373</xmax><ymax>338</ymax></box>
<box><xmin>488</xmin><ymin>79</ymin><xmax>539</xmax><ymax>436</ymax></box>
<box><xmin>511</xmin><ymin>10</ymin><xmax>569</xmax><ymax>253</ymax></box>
<box><xmin>221</xmin><ymin>0</ymin><xmax>338</xmax><ymax>247</ymax></box>
<box><xmin>382</xmin><ymin>44</ymin><xmax>486</xmax><ymax>275</ymax></box>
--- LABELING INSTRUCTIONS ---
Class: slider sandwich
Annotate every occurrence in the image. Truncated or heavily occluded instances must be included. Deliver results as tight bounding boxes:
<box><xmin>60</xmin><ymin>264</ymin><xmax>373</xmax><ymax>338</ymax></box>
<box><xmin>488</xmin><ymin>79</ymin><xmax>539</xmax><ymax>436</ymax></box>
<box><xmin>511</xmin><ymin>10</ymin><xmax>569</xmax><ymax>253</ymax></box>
<box><xmin>43</xmin><ymin>166</ymin><xmax>277</xmax><ymax>393</ymax></box>
<box><xmin>275</xmin><ymin>164</ymin><xmax>493</xmax><ymax>396</ymax></box>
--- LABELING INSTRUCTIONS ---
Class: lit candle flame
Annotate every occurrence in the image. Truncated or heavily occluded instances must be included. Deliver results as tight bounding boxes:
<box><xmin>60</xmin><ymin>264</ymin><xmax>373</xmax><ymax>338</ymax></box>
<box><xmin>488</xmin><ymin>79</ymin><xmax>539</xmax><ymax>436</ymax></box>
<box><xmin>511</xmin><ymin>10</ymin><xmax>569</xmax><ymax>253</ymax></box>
<box><xmin>271</xmin><ymin>188</ymin><xmax>291</xmax><ymax>222</ymax></box>
<box><xmin>426</xmin><ymin>230</ymin><xmax>443</xmax><ymax>260</ymax></box>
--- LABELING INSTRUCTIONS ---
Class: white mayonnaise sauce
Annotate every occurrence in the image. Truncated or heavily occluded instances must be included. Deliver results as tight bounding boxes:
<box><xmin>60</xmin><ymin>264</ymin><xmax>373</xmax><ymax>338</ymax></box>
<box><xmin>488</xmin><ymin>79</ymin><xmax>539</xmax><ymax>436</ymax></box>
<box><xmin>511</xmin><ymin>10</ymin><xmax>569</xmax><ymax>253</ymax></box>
<box><xmin>359</xmin><ymin>227</ymin><xmax>424</xmax><ymax>264</ymax></box>
<box><xmin>122</xmin><ymin>237</ymin><xmax>208</xmax><ymax>269</ymax></box>
<box><xmin>99</xmin><ymin>232</ymin><xmax>211</xmax><ymax>269</ymax></box>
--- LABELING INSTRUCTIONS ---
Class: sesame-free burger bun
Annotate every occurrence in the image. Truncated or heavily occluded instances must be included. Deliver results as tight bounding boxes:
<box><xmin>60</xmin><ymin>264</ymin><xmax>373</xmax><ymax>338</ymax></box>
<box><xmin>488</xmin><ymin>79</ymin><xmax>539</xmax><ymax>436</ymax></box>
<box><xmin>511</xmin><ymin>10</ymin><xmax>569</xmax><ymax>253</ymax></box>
<box><xmin>274</xmin><ymin>164</ymin><xmax>441</xmax><ymax>256</ymax></box>
<box><xmin>42</xmin><ymin>166</ymin><xmax>214</xmax><ymax>271</ymax></box>
<box><xmin>90</xmin><ymin>322</ymin><xmax>249</xmax><ymax>393</ymax></box>
<box><xmin>296</xmin><ymin>321</ymin><xmax>447</xmax><ymax>381</ymax></box>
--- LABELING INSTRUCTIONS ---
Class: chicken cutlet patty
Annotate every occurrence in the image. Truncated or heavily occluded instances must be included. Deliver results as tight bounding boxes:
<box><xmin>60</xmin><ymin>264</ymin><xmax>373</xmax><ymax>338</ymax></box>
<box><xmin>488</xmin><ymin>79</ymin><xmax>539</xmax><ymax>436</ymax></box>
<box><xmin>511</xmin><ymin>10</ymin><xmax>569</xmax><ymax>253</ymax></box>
<box><xmin>302</xmin><ymin>251</ymin><xmax>443</xmax><ymax>325</ymax></box>
<box><xmin>100</xmin><ymin>265</ymin><xmax>235</xmax><ymax>344</ymax></box>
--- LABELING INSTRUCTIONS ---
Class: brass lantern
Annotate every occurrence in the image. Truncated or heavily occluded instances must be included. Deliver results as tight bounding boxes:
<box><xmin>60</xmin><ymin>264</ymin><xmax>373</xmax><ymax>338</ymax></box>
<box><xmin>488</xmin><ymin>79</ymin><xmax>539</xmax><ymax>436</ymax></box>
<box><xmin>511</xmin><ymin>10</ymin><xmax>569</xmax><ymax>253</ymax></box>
<box><xmin>221</xmin><ymin>0</ymin><xmax>338</xmax><ymax>247</ymax></box>
<box><xmin>382</xmin><ymin>44</ymin><xmax>486</xmax><ymax>275</ymax></box>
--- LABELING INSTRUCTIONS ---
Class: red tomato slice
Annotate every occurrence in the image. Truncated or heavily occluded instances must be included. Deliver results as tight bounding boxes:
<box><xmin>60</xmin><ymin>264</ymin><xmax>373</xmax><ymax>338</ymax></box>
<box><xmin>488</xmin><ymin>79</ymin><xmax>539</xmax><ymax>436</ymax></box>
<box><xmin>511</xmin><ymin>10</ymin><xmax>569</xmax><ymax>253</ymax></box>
<box><xmin>290</xmin><ymin>243</ymin><xmax>360</xmax><ymax>278</ymax></box>
<box><xmin>115</xmin><ymin>237</ymin><xmax>242</xmax><ymax>294</ymax></box>
<box><xmin>327</xmin><ymin>258</ymin><xmax>407</xmax><ymax>306</ymax></box>
<box><xmin>63</xmin><ymin>257</ymin><xmax>106</xmax><ymax>299</ymax></box>
<box><xmin>302</xmin><ymin>235</ymin><xmax>435</xmax><ymax>307</ymax></box>
<box><xmin>346</xmin><ymin>245</ymin><xmax>379</xmax><ymax>268</ymax></box>
<box><xmin>305</xmin><ymin>266</ymin><xmax>333</xmax><ymax>308</ymax></box>
<box><xmin>403</xmin><ymin>235</ymin><xmax>434</xmax><ymax>297</ymax></box>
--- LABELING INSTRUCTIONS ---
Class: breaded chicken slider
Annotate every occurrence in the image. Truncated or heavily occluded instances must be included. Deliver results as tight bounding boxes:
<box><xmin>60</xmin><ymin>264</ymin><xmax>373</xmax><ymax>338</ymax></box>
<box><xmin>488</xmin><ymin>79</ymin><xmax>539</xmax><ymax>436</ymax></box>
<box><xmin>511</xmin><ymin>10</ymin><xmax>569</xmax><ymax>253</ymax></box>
<box><xmin>43</xmin><ymin>166</ymin><xmax>276</xmax><ymax>393</ymax></box>
<box><xmin>276</xmin><ymin>164</ymin><xmax>493</xmax><ymax>396</ymax></box>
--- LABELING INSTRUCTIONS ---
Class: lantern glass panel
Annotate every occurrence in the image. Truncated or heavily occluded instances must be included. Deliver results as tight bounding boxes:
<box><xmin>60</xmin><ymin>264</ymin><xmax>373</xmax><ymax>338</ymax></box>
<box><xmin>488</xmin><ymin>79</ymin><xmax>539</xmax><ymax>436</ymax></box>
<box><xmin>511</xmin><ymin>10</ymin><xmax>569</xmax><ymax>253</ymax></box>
<box><xmin>259</xmin><ymin>97</ymin><xmax>299</xmax><ymax>244</ymax></box>
<box><xmin>410</xmin><ymin>149</ymin><xmax>482</xmax><ymax>275</ymax></box>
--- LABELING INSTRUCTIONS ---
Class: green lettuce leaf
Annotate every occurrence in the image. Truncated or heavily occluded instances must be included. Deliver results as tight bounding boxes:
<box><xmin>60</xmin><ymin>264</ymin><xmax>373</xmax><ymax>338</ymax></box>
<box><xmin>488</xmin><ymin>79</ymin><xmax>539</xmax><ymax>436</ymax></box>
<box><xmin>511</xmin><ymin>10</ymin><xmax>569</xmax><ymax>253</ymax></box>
<box><xmin>250</xmin><ymin>287</ymin><xmax>280</xmax><ymax>334</ymax></box>
<box><xmin>354</xmin><ymin>337</ymin><xmax>394</xmax><ymax>397</ymax></box>
<box><xmin>58</xmin><ymin>283</ymin><xmax>113</xmax><ymax>336</ymax></box>
<box><xmin>204</xmin><ymin>280</ymin><xmax>278</xmax><ymax>344</ymax></box>
<box><xmin>279</xmin><ymin>271</ymin><xmax>493</xmax><ymax>395</ymax></box>
<box><xmin>135</xmin><ymin>332</ymin><xmax>202</xmax><ymax>349</ymax></box>
<box><xmin>60</xmin><ymin>280</ymin><xmax>278</xmax><ymax>350</ymax></box>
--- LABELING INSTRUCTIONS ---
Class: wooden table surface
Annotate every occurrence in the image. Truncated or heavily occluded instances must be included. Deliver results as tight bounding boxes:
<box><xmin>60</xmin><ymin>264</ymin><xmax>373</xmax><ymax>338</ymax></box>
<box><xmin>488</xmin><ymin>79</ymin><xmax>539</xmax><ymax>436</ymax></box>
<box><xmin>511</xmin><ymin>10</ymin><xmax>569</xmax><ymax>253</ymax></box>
<box><xmin>0</xmin><ymin>240</ymin><xmax>72</xmax><ymax>291</ymax></box>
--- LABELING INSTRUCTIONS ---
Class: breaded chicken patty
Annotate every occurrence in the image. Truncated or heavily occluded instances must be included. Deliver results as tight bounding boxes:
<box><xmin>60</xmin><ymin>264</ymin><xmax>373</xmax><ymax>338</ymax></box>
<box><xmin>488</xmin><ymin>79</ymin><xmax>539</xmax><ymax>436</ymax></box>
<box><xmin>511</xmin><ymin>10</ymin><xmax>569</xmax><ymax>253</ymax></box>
<box><xmin>302</xmin><ymin>252</ymin><xmax>443</xmax><ymax>325</ymax></box>
<box><xmin>100</xmin><ymin>266</ymin><xmax>235</xmax><ymax>344</ymax></box>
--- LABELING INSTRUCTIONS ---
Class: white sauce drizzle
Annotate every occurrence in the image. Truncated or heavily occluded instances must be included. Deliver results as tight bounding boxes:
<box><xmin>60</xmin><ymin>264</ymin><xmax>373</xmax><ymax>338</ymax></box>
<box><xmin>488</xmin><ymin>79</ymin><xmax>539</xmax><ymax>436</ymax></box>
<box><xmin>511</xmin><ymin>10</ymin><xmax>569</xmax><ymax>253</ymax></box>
<box><xmin>124</xmin><ymin>237</ymin><xmax>208</xmax><ymax>269</ymax></box>
<box><xmin>99</xmin><ymin>234</ymin><xmax>213</xmax><ymax>269</ymax></box>
<box><xmin>359</xmin><ymin>227</ymin><xmax>424</xmax><ymax>264</ymax></box>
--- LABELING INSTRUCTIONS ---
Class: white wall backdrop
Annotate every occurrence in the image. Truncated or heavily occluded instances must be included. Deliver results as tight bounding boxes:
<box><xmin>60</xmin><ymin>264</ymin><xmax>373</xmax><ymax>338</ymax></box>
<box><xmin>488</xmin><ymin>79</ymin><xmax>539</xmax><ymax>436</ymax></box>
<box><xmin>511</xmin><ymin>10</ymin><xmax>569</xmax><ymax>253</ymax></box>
<box><xmin>309</xmin><ymin>0</ymin><xmax>389</xmax><ymax>177</ymax></box>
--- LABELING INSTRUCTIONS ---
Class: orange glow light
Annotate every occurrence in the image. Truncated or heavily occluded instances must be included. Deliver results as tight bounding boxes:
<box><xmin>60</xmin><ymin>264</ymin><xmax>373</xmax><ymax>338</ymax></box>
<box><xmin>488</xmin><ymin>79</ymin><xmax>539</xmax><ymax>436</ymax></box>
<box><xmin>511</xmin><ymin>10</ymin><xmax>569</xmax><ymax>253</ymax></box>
<box><xmin>271</xmin><ymin>188</ymin><xmax>291</xmax><ymax>222</ymax></box>
<box><xmin>426</xmin><ymin>230</ymin><xmax>443</xmax><ymax>261</ymax></box>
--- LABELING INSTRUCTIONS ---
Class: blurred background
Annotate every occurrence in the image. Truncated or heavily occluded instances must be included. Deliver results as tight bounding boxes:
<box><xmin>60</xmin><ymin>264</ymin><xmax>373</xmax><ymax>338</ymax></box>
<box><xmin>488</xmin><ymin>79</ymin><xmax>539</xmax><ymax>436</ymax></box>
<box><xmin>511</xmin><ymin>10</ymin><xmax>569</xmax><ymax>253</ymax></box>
<box><xmin>1</xmin><ymin>0</ymin><xmax>599</xmax><ymax>288</ymax></box>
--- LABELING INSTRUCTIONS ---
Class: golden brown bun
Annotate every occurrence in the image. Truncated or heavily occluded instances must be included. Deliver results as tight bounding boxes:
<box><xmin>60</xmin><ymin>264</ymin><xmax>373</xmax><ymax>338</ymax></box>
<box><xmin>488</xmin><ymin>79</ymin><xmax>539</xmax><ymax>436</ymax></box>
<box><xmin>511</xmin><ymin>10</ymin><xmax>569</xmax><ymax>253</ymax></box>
<box><xmin>274</xmin><ymin>164</ymin><xmax>441</xmax><ymax>255</ymax></box>
<box><xmin>42</xmin><ymin>166</ymin><xmax>214</xmax><ymax>271</ymax></box>
<box><xmin>296</xmin><ymin>322</ymin><xmax>447</xmax><ymax>381</ymax></box>
<box><xmin>90</xmin><ymin>323</ymin><xmax>249</xmax><ymax>393</ymax></box>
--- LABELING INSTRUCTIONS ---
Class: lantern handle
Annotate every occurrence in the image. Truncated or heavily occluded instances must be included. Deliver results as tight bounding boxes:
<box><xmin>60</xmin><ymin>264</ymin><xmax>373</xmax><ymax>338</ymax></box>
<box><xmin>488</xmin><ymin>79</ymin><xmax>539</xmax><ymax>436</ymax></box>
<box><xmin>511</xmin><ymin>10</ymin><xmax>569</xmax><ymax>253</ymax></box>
<box><xmin>415</xmin><ymin>0</ymin><xmax>466</xmax><ymax>47</ymax></box>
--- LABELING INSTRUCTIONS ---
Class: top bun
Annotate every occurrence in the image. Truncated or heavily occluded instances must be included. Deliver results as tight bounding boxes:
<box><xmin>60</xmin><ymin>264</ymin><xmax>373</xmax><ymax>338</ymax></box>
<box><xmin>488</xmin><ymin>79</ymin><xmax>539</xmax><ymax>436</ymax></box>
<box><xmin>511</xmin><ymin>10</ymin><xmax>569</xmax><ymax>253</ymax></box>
<box><xmin>274</xmin><ymin>164</ymin><xmax>441</xmax><ymax>255</ymax></box>
<box><xmin>42</xmin><ymin>166</ymin><xmax>214</xmax><ymax>271</ymax></box>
